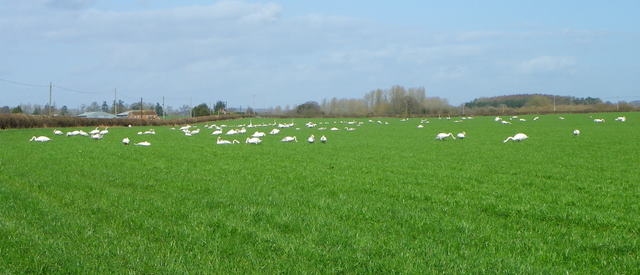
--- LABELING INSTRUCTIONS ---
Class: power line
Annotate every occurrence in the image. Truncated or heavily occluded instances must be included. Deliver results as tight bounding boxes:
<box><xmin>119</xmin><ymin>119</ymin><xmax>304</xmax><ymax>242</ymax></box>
<box><xmin>0</xmin><ymin>77</ymin><xmax>49</xmax><ymax>88</ymax></box>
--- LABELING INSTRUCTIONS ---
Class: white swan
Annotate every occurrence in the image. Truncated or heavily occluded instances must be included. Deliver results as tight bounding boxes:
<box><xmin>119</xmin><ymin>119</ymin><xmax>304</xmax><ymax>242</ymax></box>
<box><xmin>91</xmin><ymin>134</ymin><xmax>103</xmax><ymax>140</ymax></box>
<box><xmin>435</xmin><ymin>133</ymin><xmax>455</xmax><ymax>141</ymax></box>
<box><xmin>89</xmin><ymin>127</ymin><xmax>100</xmax><ymax>135</ymax></box>
<box><xmin>251</xmin><ymin>131</ymin><xmax>266</xmax><ymax>138</ymax></box>
<box><xmin>30</xmin><ymin>136</ymin><xmax>51</xmax><ymax>142</ymax></box>
<box><xmin>211</xmin><ymin>130</ymin><xmax>222</xmax><ymax>135</ymax></box>
<box><xmin>307</xmin><ymin>135</ymin><xmax>315</xmax><ymax>143</ymax></box>
<box><xmin>417</xmin><ymin>125</ymin><xmax>424</xmax><ymax>128</ymax></box>
<box><xmin>122</xmin><ymin>137</ymin><xmax>130</xmax><ymax>145</ymax></box>
<box><xmin>281</xmin><ymin>136</ymin><xmax>297</xmax><ymax>142</ymax></box>
<box><xmin>615</xmin><ymin>116</ymin><xmax>626</xmax><ymax>122</ymax></box>
<box><xmin>573</xmin><ymin>129</ymin><xmax>580</xmax><ymax>136</ymax></box>
<box><xmin>99</xmin><ymin>127</ymin><xmax>109</xmax><ymax>135</ymax></box>
<box><xmin>245</xmin><ymin>137</ymin><xmax>262</xmax><ymax>144</ymax></box>
<box><xmin>456</xmin><ymin>132</ymin><xmax>466</xmax><ymax>139</ymax></box>
<box><xmin>503</xmin><ymin>133</ymin><xmax>528</xmax><ymax>143</ymax></box>
<box><xmin>320</xmin><ymin>135</ymin><xmax>327</xmax><ymax>143</ymax></box>
<box><xmin>217</xmin><ymin>137</ymin><xmax>239</xmax><ymax>145</ymax></box>
<box><xmin>53</xmin><ymin>129</ymin><xmax>64</xmax><ymax>135</ymax></box>
<box><xmin>593</xmin><ymin>118</ymin><xmax>605</xmax><ymax>123</ymax></box>
<box><xmin>135</xmin><ymin>141</ymin><xmax>151</xmax><ymax>146</ymax></box>
<box><xmin>269</xmin><ymin>128</ymin><xmax>280</xmax><ymax>135</ymax></box>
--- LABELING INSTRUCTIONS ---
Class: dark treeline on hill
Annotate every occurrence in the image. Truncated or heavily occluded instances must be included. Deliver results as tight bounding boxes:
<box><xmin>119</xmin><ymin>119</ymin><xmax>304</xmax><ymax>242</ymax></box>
<box><xmin>465</xmin><ymin>94</ymin><xmax>603</xmax><ymax>108</ymax></box>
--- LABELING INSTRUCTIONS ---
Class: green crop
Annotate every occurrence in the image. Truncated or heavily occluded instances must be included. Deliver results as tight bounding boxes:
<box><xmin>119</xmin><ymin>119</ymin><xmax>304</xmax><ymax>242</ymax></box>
<box><xmin>0</xmin><ymin>113</ymin><xmax>638</xmax><ymax>273</ymax></box>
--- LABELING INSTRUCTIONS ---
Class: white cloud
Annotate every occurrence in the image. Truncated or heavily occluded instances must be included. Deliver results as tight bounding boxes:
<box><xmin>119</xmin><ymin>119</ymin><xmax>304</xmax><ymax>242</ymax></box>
<box><xmin>517</xmin><ymin>56</ymin><xmax>576</xmax><ymax>74</ymax></box>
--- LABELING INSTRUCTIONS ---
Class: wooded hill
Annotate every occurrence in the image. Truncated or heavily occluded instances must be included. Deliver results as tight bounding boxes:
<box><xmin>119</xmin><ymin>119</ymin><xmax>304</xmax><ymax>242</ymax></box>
<box><xmin>464</xmin><ymin>94</ymin><xmax>602</xmax><ymax>108</ymax></box>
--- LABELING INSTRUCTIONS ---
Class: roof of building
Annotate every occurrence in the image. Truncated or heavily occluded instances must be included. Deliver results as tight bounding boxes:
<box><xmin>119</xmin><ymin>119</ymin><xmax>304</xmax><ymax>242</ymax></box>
<box><xmin>77</xmin><ymin>111</ymin><xmax>117</xmax><ymax>119</ymax></box>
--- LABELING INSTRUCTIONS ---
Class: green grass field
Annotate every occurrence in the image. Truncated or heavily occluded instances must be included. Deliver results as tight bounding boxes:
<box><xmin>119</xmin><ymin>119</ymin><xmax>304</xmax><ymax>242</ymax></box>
<box><xmin>1</xmin><ymin>113</ymin><xmax>638</xmax><ymax>273</ymax></box>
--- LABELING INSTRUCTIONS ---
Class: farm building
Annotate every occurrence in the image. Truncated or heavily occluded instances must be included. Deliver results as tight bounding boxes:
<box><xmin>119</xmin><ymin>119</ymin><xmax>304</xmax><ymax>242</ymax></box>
<box><xmin>120</xmin><ymin>110</ymin><xmax>159</xmax><ymax>119</ymax></box>
<box><xmin>76</xmin><ymin>111</ymin><xmax>117</xmax><ymax>119</ymax></box>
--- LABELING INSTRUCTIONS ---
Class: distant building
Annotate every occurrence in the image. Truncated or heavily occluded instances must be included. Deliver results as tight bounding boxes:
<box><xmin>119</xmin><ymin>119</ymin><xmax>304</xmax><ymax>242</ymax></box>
<box><xmin>122</xmin><ymin>110</ymin><xmax>159</xmax><ymax>120</ymax></box>
<box><xmin>76</xmin><ymin>111</ymin><xmax>117</xmax><ymax>119</ymax></box>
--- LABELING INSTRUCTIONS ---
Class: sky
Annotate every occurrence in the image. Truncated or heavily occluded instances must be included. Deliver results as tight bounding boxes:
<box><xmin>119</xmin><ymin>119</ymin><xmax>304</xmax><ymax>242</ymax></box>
<box><xmin>1</xmin><ymin>0</ymin><xmax>639</xmax><ymax>109</ymax></box>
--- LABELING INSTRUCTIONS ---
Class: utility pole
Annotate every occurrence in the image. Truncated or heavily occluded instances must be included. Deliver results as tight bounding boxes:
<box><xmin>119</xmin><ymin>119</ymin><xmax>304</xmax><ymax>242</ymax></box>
<box><xmin>140</xmin><ymin>97</ymin><xmax>143</xmax><ymax>119</ymax></box>
<box><xmin>48</xmin><ymin>82</ymin><xmax>52</xmax><ymax>116</ymax></box>
<box><xmin>113</xmin><ymin>88</ymin><xmax>117</xmax><ymax>114</ymax></box>
<box><xmin>190</xmin><ymin>97</ymin><xmax>193</xmax><ymax>117</ymax></box>
<box><xmin>162</xmin><ymin>96</ymin><xmax>166</xmax><ymax>119</ymax></box>
<box><xmin>553</xmin><ymin>95</ymin><xmax>556</xmax><ymax>112</ymax></box>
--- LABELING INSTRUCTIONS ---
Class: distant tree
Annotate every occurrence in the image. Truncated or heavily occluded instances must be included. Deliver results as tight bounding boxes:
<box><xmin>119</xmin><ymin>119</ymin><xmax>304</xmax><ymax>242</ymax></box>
<box><xmin>178</xmin><ymin>105</ymin><xmax>191</xmax><ymax>116</ymax></box>
<box><xmin>155</xmin><ymin>103</ymin><xmax>164</xmax><ymax>117</ymax></box>
<box><xmin>245</xmin><ymin>107</ymin><xmax>254</xmax><ymax>115</ymax></box>
<box><xmin>11</xmin><ymin>106</ymin><xmax>23</xmax><ymax>113</ymax></box>
<box><xmin>192</xmin><ymin>103</ymin><xmax>211</xmax><ymax>117</ymax></box>
<box><xmin>101</xmin><ymin>101</ymin><xmax>109</xmax><ymax>112</ymax></box>
<box><xmin>87</xmin><ymin>101</ymin><xmax>100</xmax><ymax>112</ymax></box>
<box><xmin>0</xmin><ymin>106</ymin><xmax>10</xmax><ymax>114</ymax></box>
<box><xmin>112</xmin><ymin>100</ymin><xmax>126</xmax><ymax>113</ymax></box>
<box><xmin>296</xmin><ymin>101</ymin><xmax>323</xmax><ymax>116</ymax></box>
<box><xmin>214</xmin><ymin>101</ymin><xmax>226</xmax><ymax>113</ymax></box>
<box><xmin>60</xmin><ymin>105</ymin><xmax>69</xmax><ymax>116</ymax></box>
<box><xmin>32</xmin><ymin>105</ymin><xmax>42</xmax><ymax>115</ymax></box>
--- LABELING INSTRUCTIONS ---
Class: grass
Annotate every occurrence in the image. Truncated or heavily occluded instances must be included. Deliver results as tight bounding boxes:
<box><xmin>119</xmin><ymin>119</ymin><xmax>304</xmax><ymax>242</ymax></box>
<box><xmin>0</xmin><ymin>113</ymin><xmax>639</xmax><ymax>273</ymax></box>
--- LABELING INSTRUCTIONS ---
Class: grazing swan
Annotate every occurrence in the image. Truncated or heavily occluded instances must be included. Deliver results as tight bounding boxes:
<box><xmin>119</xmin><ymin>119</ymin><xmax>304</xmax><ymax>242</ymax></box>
<box><xmin>251</xmin><ymin>131</ymin><xmax>266</xmax><ymax>138</ymax></box>
<box><xmin>30</xmin><ymin>136</ymin><xmax>51</xmax><ymax>142</ymax></box>
<box><xmin>533</xmin><ymin>116</ymin><xmax>540</xmax><ymax>121</ymax></box>
<box><xmin>245</xmin><ymin>137</ymin><xmax>262</xmax><ymax>144</ymax></box>
<box><xmin>573</xmin><ymin>129</ymin><xmax>581</xmax><ymax>136</ymax></box>
<box><xmin>89</xmin><ymin>127</ymin><xmax>100</xmax><ymax>135</ymax></box>
<box><xmin>501</xmin><ymin>120</ymin><xmax>511</xmax><ymax>125</ymax></box>
<box><xmin>307</xmin><ymin>135</ymin><xmax>315</xmax><ymax>143</ymax></box>
<box><xmin>330</xmin><ymin>127</ymin><xmax>339</xmax><ymax>131</ymax></box>
<box><xmin>66</xmin><ymin>130</ymin><xmax>80</xmax><ymax>136</ymax></box>
<box><xmin>53</xmin><ymin>129</ymin><xmax>64</xmax><ymax>135</ymax></box>
<box><xmin>269</xmin><ymin>128</ymin><xmax>280</xmax><ymax>135</ymax></box>
<box><xmin>90</xmin><ymin>134</ymin><xmax>103</xmax><ymax>140</ymax></box>
<box><xmin>593</xmin><ymin>118</ymin><xmax>605</xmax><ymax>123</ymax></box>
<box><xmin>417</xmin><ymin>125</ymin><xmax>424</xmax><ymax>128</ymax></box>
<box><xmin>320</xmin><ymin>135</ymin><xmax>327</xmax><ymax>143</ymax></box>
<box><xmin>456</xmin><ymin>132</ymin><xmax>466</xmax><ymax>139</ymax></box>
<box><xmin>217</xmin><ymin>137</ymin><xmax>239</xmax><ymax>145</ymax></box>
<box><xmin>615</xmin><ymin>116</ymin><xmax>626</xmax><ymax>122</ymax></box>
<box><xmin>122</xmin><ymin>137</ymin><xmax>130</xmax><ymax>145</ymax></box>
<box><xmin>99</xmin><ymin>127</ymin><xmax>109</xmax><ymax>135</ymax></box>
<box><xmin>226</xmin><ymin>129</ymin><xmax>238</xmax><ymax>135</ymax></box>
<box><xmin>503</xmin><ymin>133</ymin><xmax>528</xmax><ymax>143</ymax></box>
<box><xmin>135</xmin><ymin>141</ymin><xmax>151</xmax><ymax>146</ymax></box>
<box><xmin>211</xmin><ymin>130</ymin><xmax>223</xmax><ymax>135</ymax></box>
<box><xmin>281</xmin><ymin>136</ymin><xmax>297</xmax><ymax>142</ymax></box>
<box><xmin>435</xmin><ymin>133</ymin><xmax>455</xmax><ymax>141</ymax></box>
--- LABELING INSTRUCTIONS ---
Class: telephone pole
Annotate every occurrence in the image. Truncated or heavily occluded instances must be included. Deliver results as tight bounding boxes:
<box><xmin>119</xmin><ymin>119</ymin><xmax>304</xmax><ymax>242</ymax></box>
<box><xmin>162</xmin><ymin>96</ymin><xmax>166</xmax><ymax>119</ymax></box>
<box><xmin>113</xmin><ymin>88</ymin><xmax>117</xmax><ymax>114</ymax></box>
<box><xmin>553</xmin><ymin>95</ymin><xmax>556</xmax><ymax>112</ymax></box>
<box><xmin>48</xmin><ymin>82</ymin><xmax>52</xmax><ymax>116</ymax></box>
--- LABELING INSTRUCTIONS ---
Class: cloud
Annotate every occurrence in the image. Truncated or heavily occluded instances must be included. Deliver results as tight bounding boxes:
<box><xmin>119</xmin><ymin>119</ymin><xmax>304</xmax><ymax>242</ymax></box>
<box><xmin>517</xmin><ymin>56</ymin><xmax>576</xmax><ymax>74</ymax></box>
<box><xmin>45</xmin><ymin>0</ymin><xmax>95</xmax><ymax>9</ymax></box>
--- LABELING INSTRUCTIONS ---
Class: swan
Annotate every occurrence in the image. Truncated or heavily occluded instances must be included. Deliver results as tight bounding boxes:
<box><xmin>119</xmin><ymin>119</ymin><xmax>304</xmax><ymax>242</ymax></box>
<box><xmin>89</xmin><ymin>127</ymin><xmax>100</xmax><ymax>135</ymax></box>
<box><xmin>307</xmin><ymin>135</ymin><xmax>315</xmax><ymax>143</ymax></box>
<box><xmin>251</xmin><ymin>131</ymin><xmax>266</xmax><ymax>138</ymax></box>
<box><xmin>573</xmin><ymin>129</ymin><xmax>581</xmax><ymax>136</ymax></box>
<box><xmin>615</xmin><ymin>116</ymin><xmax>626</xmax><ymax>122</ymax></box>
<box><xmin>91</xmin><ymin>134</ymin><xmax>103</xmax><ymax>140</ymax></box>
<box><xmin>99</xmin><ymin>127</ymin><xmax>109</xmax><ymax>135</ymax></box>
<box><xmin>53</xmin><ymin>129</ymin><xmax>64</xmax><ymax>135</ymax></box>
<box><xmin>269</xmin><ymin>128</ymin><xmax>280</xmax><ymax>135</ymax></box>
<box><xmin>78</xmin><ymin>130</ymin><xmax>89</xmax><ymax>136</ymax></box>
<box><xmin>245</xmin><ymin>137</ymin><xmax>262</xmax><ymax>144</ymax></box>
<box><xmin>190</xmin><ymin>129</ymin><xmax>200</xmax><ymax>135</ymax></box>
<box><xmin>435</xmin><ymin>133</ymin><xmax>455</xmax><ymax>141</ymax></box>
<box><xmin>494</xmin><ymin>117</ymin><xmax>502</xmax><ymax>121</ymax></box>
<box><xmin>501</xmin><ymin>120</ymin><xmax>511</xmax><ymax>125</ymax></box>
<box><xmin>593</xmin><ymin>118</ymin><xmax>605</xmax><ymax>123</ymax></box>
<box><xmin>122</xmin><ymin>137</ymin><xmax>130</xmax><ymax>145</ymax></box>
<box><xmin>417</xmin><ymin>125</ymin><xmax>424</xmax><ymax>128</ymax></box>
<box><xmin>66</xmin><ymin>130</ymin><xmax>79</xmax><ymax>136</ymax></box>
<box><xmin>320</xmin><ymin>135</ymin><xmax>327</xmax><ymax>143</ymax></box>
<box><xmin>533</xmin><ymin>116</ymin><xmax>540</xmax><ymax>121</ymax></box>
<box><xmin>217</xmin><ymin>137</ymin><xmax>239</xmax><ymax>145</ymax></box>
<box><xmin>226</xmin><ymin>129</ymin><xmax>238</xmax><ymax>135</ymax></box>
<box><xmin>503</xmin><ymin>133</ymin><xmax>528</xmax><ymax>143</ymax></box>
<box><xmin>135</xmin><ymin>141</ymin><xmax>151</xmax><ymax>146</ymax></box>
<box><xmin>30</xmin><ymin>136</ymin><xmax>51</xmax><ymax>142</ymax></box>
<box><xmin>330</xmin><ymin>127</ymin><xmax>339</xmax><ymax>131</ymax></box>
<box><xmin>559</xmin><ymin>116</ymin><xmax>565</xmax><ymax>120</ymax></box>
<box><xmin>281</xmin><ymin>136</ymin><xmax>297</xmax><ymax>142</ymax></box>
<box><xmin>456</xmin><ymin>132</ymin><xmax>466</xmax><ymax>139</ymax></box>
<box><xmin>211</xmin><ymin>130</ymin><xmax>223</xmax><ymax>135</ymax></box>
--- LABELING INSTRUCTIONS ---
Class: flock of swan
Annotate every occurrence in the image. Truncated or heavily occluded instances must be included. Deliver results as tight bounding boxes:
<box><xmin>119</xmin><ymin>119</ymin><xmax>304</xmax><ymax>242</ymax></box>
<box><xmin>27</xmin><ymin>115</ymin><xmax>628</xmax><ymax>146</ymax></box>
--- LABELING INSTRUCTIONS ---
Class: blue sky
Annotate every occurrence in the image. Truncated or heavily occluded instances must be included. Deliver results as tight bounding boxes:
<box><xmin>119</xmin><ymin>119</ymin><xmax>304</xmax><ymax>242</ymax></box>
<box><xmin>1</xmin><ymin>0</ymin><xmax>639</xmax><ymax>108</ymax></box>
